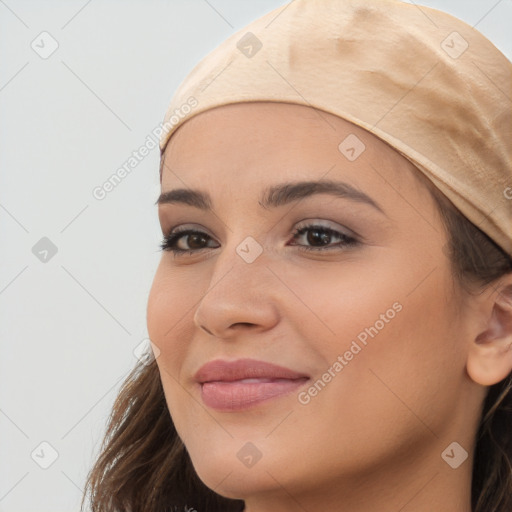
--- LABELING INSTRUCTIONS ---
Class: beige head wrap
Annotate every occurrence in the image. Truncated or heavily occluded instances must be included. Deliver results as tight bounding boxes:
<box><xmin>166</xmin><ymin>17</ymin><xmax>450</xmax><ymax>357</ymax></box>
<box><xmin>159</xmin><ymin>0</ymin><xmax>512</xmax><ymax>257</ymax></box>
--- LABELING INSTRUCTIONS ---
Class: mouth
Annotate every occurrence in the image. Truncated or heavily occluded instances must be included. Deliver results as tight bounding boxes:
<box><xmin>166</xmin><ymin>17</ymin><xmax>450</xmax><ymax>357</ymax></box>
<box><xmin>194</xmin><ymin>358</ymin><xmax>310</xmax><ymax>412</ymax></box>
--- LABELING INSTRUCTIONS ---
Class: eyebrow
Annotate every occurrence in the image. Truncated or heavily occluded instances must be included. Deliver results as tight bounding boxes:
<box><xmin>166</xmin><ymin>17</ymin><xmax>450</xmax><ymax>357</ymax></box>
<box><xmin>155</xmin><ymin>179</ymin><xmax>384</xmax><ymax>214</ymax></box>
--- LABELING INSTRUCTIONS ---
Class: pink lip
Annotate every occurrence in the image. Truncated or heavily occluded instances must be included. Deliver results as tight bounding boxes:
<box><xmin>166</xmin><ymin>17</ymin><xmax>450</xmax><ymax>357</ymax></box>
<box><xmin>194</xmin><ymin>358</ymin><xmax>310</xmax><ymax>411</ymax></box>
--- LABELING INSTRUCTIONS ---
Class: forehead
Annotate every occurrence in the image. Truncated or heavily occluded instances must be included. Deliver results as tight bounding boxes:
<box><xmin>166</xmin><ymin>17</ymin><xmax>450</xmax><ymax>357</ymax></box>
<box><xmin>162</xmin><ymin>102</ymin><xmax>413</xmax><ymax>184</ymax></box>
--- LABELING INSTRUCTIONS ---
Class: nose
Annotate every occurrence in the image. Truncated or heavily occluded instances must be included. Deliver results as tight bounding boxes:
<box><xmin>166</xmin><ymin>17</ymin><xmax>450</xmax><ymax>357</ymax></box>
<box><xmin>193</xmin><ymin>248</ymin><xmax>280</xmax><ymax>339</ymax></box>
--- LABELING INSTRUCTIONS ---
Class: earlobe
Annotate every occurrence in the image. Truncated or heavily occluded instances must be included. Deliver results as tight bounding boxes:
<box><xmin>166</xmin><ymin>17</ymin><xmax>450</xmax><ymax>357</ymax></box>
<box><xmin>466</xmin><ymin>283</ymin><xmax>512</xmax><ymax>387</ymax></box>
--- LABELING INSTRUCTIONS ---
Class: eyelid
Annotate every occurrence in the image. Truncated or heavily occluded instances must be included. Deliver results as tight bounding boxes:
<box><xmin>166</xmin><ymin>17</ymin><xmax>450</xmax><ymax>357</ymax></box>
<box><xmin>293</xmin><ymin>219</ymin><xmax>358</xmax><ymax>238</ymax></box>
<box><xmin>166</xmin><ymin>223</ymin><xmax>216</xmax><ymax>238</ymax></box>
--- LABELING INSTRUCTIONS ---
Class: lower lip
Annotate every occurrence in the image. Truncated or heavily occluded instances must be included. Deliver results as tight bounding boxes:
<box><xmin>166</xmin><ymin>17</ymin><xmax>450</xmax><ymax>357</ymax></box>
<box><xmin>200</xmin><ymin>378</ymin><xmax>309</xmax><ymax>411</ymax></box>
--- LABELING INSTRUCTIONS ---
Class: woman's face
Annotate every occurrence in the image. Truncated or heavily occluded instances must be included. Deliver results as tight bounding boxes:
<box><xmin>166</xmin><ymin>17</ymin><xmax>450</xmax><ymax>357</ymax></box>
<box><xmin>147</xmin><ymin>102</ymin><xmax>481</xmax><ymax>506</ymax></box>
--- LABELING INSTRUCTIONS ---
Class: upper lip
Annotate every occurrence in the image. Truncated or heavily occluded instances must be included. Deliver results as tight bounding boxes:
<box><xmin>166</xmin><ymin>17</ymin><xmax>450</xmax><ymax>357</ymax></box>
<box><xmin>194</xmin><ymin>358</ymin><xmax>310</xmax><ymax>383</ymax></box>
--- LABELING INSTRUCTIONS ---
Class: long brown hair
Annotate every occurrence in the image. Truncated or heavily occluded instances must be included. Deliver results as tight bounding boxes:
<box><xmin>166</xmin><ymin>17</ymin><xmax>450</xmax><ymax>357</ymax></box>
<box><xmin>81</xmin><ymin>178</ymin><xmax>512</xmax><ymax>512</ymax></box>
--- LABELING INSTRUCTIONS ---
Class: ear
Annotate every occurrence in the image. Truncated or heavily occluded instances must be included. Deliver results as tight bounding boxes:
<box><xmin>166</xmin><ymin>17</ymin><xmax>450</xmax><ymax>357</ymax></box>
<box><xmin>466</xmin><ymin>279</ymin><xmax>512</xmax><ymax>387</ymax></box>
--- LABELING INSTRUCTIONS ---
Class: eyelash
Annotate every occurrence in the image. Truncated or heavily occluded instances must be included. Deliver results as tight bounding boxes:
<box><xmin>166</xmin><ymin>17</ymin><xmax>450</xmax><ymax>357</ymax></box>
<box><xmin>159</xmin><ymin>223</ymin><xmax>358</xmax><ymax>256</ymax></box>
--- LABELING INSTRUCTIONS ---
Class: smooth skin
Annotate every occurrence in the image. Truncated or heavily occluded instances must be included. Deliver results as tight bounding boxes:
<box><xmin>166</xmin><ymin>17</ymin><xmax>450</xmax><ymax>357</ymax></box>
<box><xmin>147</xmin><ymin>102</ymin><xmax>512</xmax><ymax>512</ymax></box>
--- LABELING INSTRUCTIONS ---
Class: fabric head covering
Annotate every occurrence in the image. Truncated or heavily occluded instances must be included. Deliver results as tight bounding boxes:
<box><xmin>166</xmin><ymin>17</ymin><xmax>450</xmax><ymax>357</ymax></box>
<box><xmin>159</xmin><ymin>0</ymin><xmax>512</xmax><ymax>257</ymax></box>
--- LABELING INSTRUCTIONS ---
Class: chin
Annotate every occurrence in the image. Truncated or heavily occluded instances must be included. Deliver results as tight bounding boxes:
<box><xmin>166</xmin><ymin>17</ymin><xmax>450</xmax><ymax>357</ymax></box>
<box><xmin>189</xmin><ymin>447</ymin><xmax>284</xmax><ymax>499</ymax></box>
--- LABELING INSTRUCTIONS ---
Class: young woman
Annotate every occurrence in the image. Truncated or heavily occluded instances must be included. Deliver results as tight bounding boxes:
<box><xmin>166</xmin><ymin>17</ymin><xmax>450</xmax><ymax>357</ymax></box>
<box><xmin>82</xmin><ymin>1</ymin><xmax>512</xmax><ymax>511</ymax></box>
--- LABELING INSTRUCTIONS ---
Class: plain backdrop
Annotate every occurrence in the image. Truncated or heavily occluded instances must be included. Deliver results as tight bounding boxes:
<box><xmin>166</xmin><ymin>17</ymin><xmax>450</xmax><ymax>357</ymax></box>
<box><xmin>1</xmin><ymin>1</ymin><xmax>510</xmax><ymax>510</ymax></box>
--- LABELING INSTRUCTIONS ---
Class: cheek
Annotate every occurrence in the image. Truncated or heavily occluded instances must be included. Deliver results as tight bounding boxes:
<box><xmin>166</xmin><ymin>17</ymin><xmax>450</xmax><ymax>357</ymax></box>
<box><xmin>293</xmin><ymin>254</ymin><xmax>464</xmax><ymax>412</ymax></box>
<box><xmin>146</xmin><ymin>265</ymin><xmax>194</xmax><ymax>372</ymax></box>
<box><xmin>147</xmin><ymin>267</ymin><xmax>199</xmax><ymax>440</ymax></box>
<box><xmin>304</xmin><ymin>262</ymin><xmax>466</xmax><ymax>442</ymax></box>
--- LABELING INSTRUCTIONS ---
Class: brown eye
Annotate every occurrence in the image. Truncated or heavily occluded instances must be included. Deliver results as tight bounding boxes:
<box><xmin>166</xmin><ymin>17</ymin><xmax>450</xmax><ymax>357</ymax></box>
<box><xmin>290</xmin><ymin>224</ymin><xmax>358</xmax><ymax>252</ymax></box>
<box><xmin>160</xmin><ymin>229</ymin><xmax>218</xmax><ymax>254</ymax></box>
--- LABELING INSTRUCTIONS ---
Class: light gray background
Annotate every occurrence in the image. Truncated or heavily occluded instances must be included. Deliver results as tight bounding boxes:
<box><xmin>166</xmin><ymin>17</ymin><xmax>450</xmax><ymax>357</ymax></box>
<box><xmin>1</xmin><ymin>1</ymin><xmax>510</xmax><ymax>510</ymax></box>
